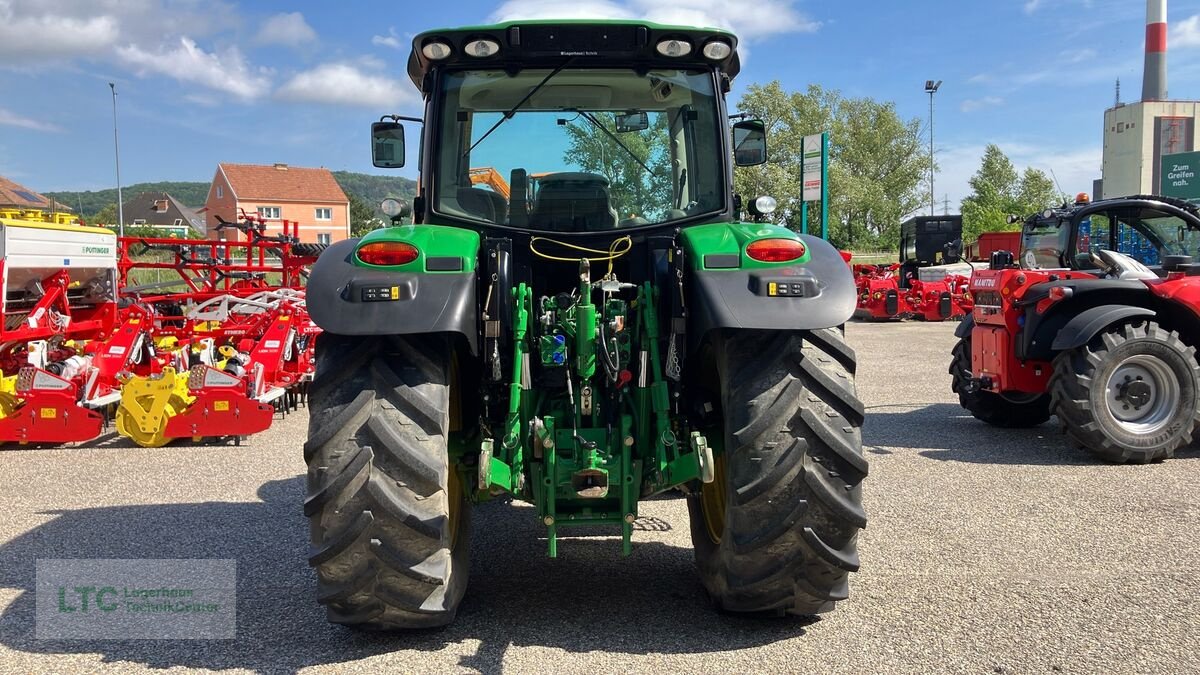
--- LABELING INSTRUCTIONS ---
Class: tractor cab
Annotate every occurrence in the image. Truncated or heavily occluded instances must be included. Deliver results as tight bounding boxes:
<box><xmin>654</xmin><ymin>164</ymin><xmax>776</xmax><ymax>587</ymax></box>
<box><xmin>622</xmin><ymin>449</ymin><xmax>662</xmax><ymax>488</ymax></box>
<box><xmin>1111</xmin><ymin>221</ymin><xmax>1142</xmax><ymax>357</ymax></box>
<box><xmin>1016</xmin><ymin>195</ymin><xmax>1200</xmax><ymax>273</ymax></box>
<box><xmin>371</xmin><ymin>23</ymin><xmax>762</xmax><ymax>235</ymax></box>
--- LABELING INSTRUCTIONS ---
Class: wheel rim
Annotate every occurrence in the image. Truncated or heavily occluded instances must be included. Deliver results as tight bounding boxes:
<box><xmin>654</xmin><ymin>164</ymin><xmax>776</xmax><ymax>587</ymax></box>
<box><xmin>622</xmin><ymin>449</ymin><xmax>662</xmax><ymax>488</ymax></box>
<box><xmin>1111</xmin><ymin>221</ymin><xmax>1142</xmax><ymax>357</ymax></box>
<box><xmin>1104</xmin><ymin>355</ymin><xmax>1180</xmax><ymax>434</ymax></box>
<box><xmin>699</xmin><ymin>454</ymin><xmax>727</xmax><ymax>545</ymax></box>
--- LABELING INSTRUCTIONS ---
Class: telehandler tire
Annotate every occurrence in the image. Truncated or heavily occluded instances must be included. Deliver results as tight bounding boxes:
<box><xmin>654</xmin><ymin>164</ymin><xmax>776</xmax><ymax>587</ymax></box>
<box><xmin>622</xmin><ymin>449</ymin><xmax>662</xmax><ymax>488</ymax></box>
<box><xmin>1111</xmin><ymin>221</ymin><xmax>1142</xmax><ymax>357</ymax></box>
<box><xmin>1049</xmin><ymin>321</ymin><xmax>1200</xmax><ymax>463</ymax></box>
<box><xmin>687</xmin><ymin>328</ymin><xmax>868</xmax><ymax>616</ymax></box>
<box><xmin>950</xmin><ymin>335</ymin><xmax>1051</xmax><ymax>427</ymax></box>
<box><xmin>303</xmin><ymin>333</ymin><xmax>469</xmax><ymax>629</ymax></box>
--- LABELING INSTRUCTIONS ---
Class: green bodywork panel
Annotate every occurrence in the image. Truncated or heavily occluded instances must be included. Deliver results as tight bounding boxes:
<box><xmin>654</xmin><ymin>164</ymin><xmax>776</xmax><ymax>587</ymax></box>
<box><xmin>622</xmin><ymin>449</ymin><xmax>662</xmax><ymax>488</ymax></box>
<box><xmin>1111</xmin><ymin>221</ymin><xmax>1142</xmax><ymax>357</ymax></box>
<box><xmin>353</xmin><ymin>224</ymin><xmax>480</xmax><ymax>273</ymax></box>
<box><xmin>680</xmin><ymin>221</ymin><xmax>813</xmax><ymax>270</ymax></box>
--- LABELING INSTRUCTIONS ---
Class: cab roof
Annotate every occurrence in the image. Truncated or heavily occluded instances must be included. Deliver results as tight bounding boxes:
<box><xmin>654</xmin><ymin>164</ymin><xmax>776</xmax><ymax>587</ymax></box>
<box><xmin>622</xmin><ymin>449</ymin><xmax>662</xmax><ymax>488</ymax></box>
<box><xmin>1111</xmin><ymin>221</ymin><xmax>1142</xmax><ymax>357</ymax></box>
<box><xmin>406</xmin><ymin>20</ymin><xmax>741</xmax><ymax>92</ymax></box>
<box><xmin>1030</xmin><ymin>194</ymin><xmax>1200</xmax><ymax>230</ymax></box>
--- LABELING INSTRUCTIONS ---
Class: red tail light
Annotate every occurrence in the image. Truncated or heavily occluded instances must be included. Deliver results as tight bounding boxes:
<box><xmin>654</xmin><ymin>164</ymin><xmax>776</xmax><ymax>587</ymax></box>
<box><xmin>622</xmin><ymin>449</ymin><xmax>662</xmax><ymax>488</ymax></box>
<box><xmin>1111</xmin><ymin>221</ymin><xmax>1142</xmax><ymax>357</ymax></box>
<box><xmin>746</xmin><ymin>238</ymin><xmax>806</xmax><ymax>263</ymax></box>
<box><xmin>356</xmin><ymin>241</ymin><xmax>418</xmax><ymax>266</ymax></box>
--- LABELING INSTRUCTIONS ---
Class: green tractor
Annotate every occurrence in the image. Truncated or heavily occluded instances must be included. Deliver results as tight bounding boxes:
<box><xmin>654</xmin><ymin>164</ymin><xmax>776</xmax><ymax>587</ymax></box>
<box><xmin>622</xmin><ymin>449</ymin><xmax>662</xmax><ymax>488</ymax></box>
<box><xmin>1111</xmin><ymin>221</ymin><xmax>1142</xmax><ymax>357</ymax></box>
<box><xmin>303</xmin><ymin>20</ymin><xmax>867</xmax><ymax>628</ymax></box>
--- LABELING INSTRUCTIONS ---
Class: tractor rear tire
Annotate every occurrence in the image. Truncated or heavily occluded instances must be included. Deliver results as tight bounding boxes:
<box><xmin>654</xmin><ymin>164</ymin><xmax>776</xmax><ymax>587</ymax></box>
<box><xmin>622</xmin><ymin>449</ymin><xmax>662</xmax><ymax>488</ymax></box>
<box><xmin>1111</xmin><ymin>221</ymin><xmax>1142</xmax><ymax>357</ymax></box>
<box><xmin>949</xmin><ymin>336</ymin><xmax>1051</xmax><ymax>427</ymax></box>
<box><xmin>292</xmin><ymin>243</ymin><xmax>328</xmax><ymax>258</ymax></box>
<box><xmin>687</xmin><ymin>328</ymin><xmax>868</xmax><ymax>616</ymax></box>
<box><xmin>1048</xmin><ymin>321</ymin><xmax>1200</xmax><ymax>463</ymax></box>
<box><xmin>303</xmin><ymin>333</ymin><xmax>469</xmax><ymax>629</ymax></box>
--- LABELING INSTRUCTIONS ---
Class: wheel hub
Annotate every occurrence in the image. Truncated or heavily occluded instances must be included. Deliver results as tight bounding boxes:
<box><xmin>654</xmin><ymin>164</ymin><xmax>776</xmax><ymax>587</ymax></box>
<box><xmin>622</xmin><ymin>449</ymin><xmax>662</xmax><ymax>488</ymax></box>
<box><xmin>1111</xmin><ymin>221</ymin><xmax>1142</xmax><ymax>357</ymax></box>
<box><xmin>1118</xmin><ymin>379</ymin><xmax>1153</xmax><ymax>409</ymax></box>
<box><xmin>1104</xmin><ymin>356</ymin><xmax>1178</xmax><ymax>431</ymax></box>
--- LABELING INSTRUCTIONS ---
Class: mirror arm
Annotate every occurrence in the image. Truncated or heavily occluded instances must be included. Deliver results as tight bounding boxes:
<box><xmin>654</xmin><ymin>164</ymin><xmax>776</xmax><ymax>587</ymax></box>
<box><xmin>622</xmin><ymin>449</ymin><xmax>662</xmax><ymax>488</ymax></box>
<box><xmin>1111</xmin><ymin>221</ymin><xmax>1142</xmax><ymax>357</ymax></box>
<box><xmin>380</xmin><ymin>114</ymin><xmax>424</xmax><ymax>124</ymax></box>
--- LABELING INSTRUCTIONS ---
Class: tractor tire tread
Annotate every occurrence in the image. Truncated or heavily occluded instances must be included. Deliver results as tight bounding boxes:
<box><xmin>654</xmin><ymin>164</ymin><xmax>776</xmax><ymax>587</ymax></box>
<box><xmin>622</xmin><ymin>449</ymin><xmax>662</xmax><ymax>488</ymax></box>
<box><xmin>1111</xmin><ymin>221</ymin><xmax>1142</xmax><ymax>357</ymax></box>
<box><xmin>305</xmin><ymin>333</ymin><xmax>468</xmax><ymax>630</ymax></box>
<box><xmin>688</xmin><ymin>329</ymin><xmax>867</xmax><ymax>617</ymax></box>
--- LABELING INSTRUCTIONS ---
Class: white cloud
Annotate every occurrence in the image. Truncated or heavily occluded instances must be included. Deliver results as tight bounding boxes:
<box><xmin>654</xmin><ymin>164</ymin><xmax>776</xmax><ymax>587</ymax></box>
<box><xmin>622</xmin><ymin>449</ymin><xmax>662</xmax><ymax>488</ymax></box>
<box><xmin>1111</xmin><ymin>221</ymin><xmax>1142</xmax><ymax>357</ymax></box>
<box><xmin>1023</xmin><ymin>0</ymin><xmax>1042</xmax><ymax>14</ymax></box>
<box><xmin>372</xmin><ymin>27</ymin><xmax>404</xmax><ymax>50</ymax></box>
<box><xmin>0</xmin><ymin>107</ymin><xmax>62</xmax><ymax>132</ymax></box>
<box><xmin>118</xmin><ymin>38</ymin><xmax>271</xmax><ymax>101</ymax></box>
<box><xmin>0</xmin><ymin>4</ymin><xmax>118</xmax><ymax>60</ymax></box>
<box><xmin>960</xmin><ymin>96</ymin><xmax>1004</xmax><ymax>113</ymax></box>
<box><xmin>255</xmin><ymin>12</ymin><xmax>317</xmax><ymax>47</ymax></box>
<box><xmin>489</xmin><ymin>0</ymin><xmax>818</xmax><ymax>41</ymax></box>
<box><xmin>274</xmin><ymin>63</ymin><xmax>413</xmax><ymax>108</ymax></box>
<box><xmin>1172</xmin><ymin>15</ymin><xmax>1200</xmax><ymax>48</ymax></box>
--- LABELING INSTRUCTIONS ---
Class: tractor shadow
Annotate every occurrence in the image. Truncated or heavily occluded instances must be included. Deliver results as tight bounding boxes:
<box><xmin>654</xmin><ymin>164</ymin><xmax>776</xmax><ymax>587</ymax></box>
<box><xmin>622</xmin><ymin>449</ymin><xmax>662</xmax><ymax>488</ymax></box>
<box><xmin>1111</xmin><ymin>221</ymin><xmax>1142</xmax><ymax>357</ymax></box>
<box><xmin>0</xmin><ymin>477</ymin><xmax>812</xmax><ymax>674</ymax></box>
<box><xmin>864</xmin><ymin>402</ymin><xmax>1200</xmax><ymax>465</ymax></box>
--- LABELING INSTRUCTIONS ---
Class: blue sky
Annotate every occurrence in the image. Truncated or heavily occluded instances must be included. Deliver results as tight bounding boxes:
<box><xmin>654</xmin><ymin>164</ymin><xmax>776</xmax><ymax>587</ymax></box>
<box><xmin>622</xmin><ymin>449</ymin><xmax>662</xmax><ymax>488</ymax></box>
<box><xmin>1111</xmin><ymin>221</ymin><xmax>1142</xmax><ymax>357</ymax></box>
<box><xmin>2</xmin><ymin>0</ymin><xmax>1200</xmax><ymax>211</ymax></box>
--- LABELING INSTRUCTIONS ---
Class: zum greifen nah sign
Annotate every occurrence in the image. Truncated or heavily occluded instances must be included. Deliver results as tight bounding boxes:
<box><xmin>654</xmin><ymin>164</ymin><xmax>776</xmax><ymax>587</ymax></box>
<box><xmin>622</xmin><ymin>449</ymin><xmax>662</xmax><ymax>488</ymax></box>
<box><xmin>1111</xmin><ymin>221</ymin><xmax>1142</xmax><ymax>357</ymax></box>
<box><xmin>1162</xmin><ymin>151</ymin><xmax>1200</xmax><ymax>201</ymax></box>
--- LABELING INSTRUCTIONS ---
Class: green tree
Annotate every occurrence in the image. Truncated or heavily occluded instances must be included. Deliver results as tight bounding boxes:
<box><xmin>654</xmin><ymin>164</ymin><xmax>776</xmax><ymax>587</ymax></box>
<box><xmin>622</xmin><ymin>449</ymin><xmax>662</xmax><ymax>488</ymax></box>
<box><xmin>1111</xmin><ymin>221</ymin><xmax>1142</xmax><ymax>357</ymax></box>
<box><xmin>733</xmin><ymin>82</ymin><xmax>929</xmax><ymax>249</ymax></box>
<box><xmin>562</xmin><ymin>113</ymin><xmax>672</xmax><ymax>221</ymax></box>
<box><xmin>91</xmin><ymin>203</ymin><xmax>118</xmax><ymax>227</ymax></box>
<box><xmin>349</xmin><ymin>193</ymin><xmax>384</xmax><ymax>236</ymax></box>
<box><xmin>961</xmin><ymin>144</ymin><xmax>1064</xmax><ymax>241</ymax></box>
<box><xmin>1017</xmin><ymin>167</ymin><xmax>1060</xmax><ymax>213</ymax></box>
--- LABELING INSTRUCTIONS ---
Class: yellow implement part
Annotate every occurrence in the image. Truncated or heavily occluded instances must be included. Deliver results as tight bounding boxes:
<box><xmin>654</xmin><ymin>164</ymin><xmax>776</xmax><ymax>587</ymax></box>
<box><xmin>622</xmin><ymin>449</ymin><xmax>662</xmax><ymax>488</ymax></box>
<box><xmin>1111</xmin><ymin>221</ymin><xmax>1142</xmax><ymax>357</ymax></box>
<box><xmin>115</xmin><ymin>367</ymin><xmax>195</xmax><ymax>448</ymax></box>
<box><xmin>0</xmin><ymin>373</ymin><xmax>19</xmax><ymax>419</ymax></box>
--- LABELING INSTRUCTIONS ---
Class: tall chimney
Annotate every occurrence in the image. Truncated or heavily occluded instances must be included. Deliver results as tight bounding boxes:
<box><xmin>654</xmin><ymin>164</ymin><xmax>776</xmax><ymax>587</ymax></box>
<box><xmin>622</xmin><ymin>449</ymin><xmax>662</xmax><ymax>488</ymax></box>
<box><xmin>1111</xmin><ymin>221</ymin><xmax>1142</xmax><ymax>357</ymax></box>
<box><xmin>1142</xmin><ymin>0</ymin><xmax>1168</xmax><ymax>101</ymax></box>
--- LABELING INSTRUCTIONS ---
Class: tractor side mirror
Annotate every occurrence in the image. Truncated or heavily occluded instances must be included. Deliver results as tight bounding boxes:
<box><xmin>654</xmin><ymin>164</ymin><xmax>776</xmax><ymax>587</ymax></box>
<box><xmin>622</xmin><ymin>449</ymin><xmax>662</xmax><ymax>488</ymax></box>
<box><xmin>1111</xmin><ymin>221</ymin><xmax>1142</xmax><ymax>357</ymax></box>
<box><xmin>732</xmin><ymin>119</ymin><xmax>766</xmax><ymax>167</ymax></box>
<box><xmin>615</xmin><ymin>111</ymin><xmax>648</xmax><ymax>133</ymax></box>
<box><xmin>372</xmin><ymin>122</ymin><xmax>405</xmax><ymax>168</ymax></box>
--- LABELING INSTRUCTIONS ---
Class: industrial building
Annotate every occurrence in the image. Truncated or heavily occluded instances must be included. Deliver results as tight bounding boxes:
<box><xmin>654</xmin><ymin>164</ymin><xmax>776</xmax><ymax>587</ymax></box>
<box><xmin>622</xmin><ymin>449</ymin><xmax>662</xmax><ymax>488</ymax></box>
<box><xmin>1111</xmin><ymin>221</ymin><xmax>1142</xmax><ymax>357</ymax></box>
<box><xmin>1099</xmin><ymin>0</ymin><xmax>1200</xmax><ymax>202</ymax></box>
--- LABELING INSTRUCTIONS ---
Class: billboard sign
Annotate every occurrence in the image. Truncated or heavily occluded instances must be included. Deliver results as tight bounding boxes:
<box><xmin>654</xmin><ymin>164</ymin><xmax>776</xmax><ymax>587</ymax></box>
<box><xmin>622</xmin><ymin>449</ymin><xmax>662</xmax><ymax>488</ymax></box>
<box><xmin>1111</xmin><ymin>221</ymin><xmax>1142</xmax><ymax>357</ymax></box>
<box><xmin>1161</xmin><ymin>151</ymin><xmax>1200</xmax><ymax>201</ymax></box>
<box><xmin>802</xmin><ymin>134</ymin><xmax>824</xmax><ymax>201</ymax></box>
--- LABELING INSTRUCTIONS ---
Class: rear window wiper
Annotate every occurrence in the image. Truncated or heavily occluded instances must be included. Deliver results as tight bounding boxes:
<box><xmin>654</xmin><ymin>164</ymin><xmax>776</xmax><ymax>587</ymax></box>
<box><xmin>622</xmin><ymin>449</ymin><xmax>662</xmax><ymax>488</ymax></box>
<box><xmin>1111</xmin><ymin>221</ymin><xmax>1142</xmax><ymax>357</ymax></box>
<box><xmin>465</xmin><ymin>59</ymin><xmax>573</xmax><ymax>157</ymax></box>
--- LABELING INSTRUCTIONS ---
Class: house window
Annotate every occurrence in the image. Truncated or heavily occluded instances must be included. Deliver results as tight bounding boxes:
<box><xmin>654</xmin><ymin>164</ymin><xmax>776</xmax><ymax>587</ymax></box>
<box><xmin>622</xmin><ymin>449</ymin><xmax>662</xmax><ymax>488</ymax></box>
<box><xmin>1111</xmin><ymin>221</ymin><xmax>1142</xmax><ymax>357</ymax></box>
<box><xmin>315</xmin><ymin>207</ymin><xmax>332</xmax><ymax>221</ymax></box>
<box><xmin>154</xmin><ymin>199</ymin><xmax>168</xmax><ymax>212</ymax></box>
<box><xmin>317</xmin><ymin>233</ymin><xmax>331</xmax><ymax>245</ymax></box>
<box><xmin>216</xmin><ymin>185</ymin><xmax>223</xmax><ymax>199</ymax></box>
<box><xmin>257</xmin><ymin>206</ymin><xmax>281</xmax><ymax>219</ymax></box>
<box><xmin>173</xmin><ymin>218</ymin><xmax>183</xmax><ymax>226</ymax></box>
<box><xmin>133</xmin><ymin>219</ymin><xmax>146</xmax><ymax>225</ymax></box>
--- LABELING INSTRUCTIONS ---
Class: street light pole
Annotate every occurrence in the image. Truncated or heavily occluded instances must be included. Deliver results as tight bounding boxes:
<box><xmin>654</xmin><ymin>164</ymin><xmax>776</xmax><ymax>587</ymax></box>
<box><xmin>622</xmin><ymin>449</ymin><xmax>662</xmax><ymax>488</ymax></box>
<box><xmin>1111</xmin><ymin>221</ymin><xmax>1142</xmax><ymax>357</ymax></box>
<box><xmin>924</xmin><ymin>80</ymin><xmax>942</xmax><ymax>217</ymax></box>
<box><xmin>109</xmin><ymin>82</ymin><xmax>124</xmax><ymax>236</ymax></box>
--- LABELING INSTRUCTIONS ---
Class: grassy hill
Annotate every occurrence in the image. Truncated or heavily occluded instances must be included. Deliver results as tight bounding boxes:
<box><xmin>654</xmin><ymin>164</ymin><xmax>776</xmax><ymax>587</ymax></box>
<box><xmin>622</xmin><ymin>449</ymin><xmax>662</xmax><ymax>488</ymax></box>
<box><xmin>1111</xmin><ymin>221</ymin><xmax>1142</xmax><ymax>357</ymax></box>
<box><xmin>45</xmin><ymin>172</ymin><xmax>418</xmax><ymax>221</ymax></box>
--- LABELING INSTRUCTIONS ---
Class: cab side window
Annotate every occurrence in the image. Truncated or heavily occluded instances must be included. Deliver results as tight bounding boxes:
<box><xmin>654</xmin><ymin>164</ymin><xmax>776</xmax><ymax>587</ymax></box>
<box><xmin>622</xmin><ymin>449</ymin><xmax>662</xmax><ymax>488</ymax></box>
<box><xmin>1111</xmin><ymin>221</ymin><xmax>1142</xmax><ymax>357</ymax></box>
<box><xmin>1073</xmin><ymin>213</ymin><xmax>1109</xmax><ymax>269</ymax></box>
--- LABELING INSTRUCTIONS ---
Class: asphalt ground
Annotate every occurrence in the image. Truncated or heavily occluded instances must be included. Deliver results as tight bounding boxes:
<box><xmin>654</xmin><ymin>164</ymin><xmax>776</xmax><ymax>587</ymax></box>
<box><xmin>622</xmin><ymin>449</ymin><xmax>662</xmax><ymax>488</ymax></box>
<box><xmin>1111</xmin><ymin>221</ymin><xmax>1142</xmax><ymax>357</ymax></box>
<box><xmin>1</xmin><ymin>320</ymin><xmax>1198</xmax><ymax>674</ymax></box>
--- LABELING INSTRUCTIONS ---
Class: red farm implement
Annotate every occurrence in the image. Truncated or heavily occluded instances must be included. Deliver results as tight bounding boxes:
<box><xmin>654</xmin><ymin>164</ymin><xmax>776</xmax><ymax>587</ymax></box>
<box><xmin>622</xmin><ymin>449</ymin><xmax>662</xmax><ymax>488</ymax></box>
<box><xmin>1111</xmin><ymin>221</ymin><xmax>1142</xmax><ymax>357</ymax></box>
<box><xmin>853</xmin><ymin>263</ymin><xmax>904</xmax><ymax>320</ymax></box>
<box><xmin>0</xmin><ymin>214</ymin><xmax>123</xmax><ymax>444</ymax></box>
<box><xmin>111</xmin><ymin>214</ymin><xmax>322</xmax><ymax>447</ymax></box>
<box><xmin>903</xmin><ymin>273</ymin><xmax>973</xmax><ymax>321</ymax></box>
<box><xmin>0</xmin><ymin>210</ymin><xmax>323</xmax><ymax>448</ymax></box>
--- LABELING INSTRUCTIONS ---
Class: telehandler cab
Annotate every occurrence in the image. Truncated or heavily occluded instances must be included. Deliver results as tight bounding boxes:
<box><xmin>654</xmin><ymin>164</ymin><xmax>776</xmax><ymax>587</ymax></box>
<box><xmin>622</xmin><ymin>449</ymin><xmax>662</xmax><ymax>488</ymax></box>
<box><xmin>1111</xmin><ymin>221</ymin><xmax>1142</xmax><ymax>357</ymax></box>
<box><xmin>302</xmin><ymin>20</ymin><xmax>866</xmax><ymax>628</ymax></box>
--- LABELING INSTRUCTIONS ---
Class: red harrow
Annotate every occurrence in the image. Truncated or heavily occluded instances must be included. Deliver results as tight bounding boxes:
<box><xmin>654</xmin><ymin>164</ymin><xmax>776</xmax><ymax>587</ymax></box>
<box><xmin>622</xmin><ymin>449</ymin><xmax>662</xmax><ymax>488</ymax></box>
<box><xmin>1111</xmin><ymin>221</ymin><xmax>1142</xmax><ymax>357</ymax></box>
<box><xmin>112</xmin><ymin>215</ymin><xmax>321</xmax><ymax>447</ymax></box>
<box><xmin>0</xmin><ymin>209</ymin><xmax>322</xmax><ymax>447</ymax></box>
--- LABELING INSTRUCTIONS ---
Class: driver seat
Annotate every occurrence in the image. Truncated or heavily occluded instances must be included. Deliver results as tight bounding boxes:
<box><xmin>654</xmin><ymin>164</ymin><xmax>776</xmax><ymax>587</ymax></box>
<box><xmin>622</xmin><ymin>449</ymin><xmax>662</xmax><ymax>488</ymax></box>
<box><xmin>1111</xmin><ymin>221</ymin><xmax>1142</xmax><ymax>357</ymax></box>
<box><xmin>530</xmin><ymin>172</ymin><xmax>618</xmax><ymax>231</ymax></box>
